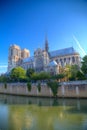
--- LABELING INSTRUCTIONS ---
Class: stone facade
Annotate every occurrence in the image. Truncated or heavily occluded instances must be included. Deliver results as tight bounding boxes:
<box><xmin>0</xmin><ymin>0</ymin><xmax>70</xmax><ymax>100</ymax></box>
<box><xmin>8</xmin><ymin>44</ymin><xmax>30</xmax><ymax>71</ymax></box>
<box><xmin>8</xmin><ymin>39</ymin><xmax>81</xmax><ymax>74</ymax></box>
<box><xmin>0</xmin><ymin>81</ymin><xmax>87</xmax><ymax>98</ymax></box>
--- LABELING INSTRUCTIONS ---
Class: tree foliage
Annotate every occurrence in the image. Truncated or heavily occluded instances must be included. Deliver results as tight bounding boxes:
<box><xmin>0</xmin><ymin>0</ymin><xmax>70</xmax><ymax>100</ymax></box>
<box><xmin>61</xmin><ymin>64</ymin><xmax>80</xmax><ymax>81</ymax></box>
<box><xmin>69</xmin><ymin>65</ymin><xmax>80</xmax><ymax>80</ymax></box>
<box><xmin>0</xmin><ymin>74</ymin><xmax>8</xmax><ymax>83</ymax></box>
<box><xmin>10</xmin><ymin>67</ymin><xmax>26</xmax><ymax>82</ymax></box>
<box><xmin>37</xmin><ymin>82</ymin><xmax>41</xmax><ymax>92</ymax></box>
<box><xmin>27</xmin><ymin>82</ymin><xmax>32</xmax><ymax>92</ymax></box>
<box><xmin>31</xmin><ymin>72</ymin><xmax>50</xmax><ymax>81</ymax></box>
<box><xmin>52</xmin><ymin>74</ymin><xmax>65</xmax><ymax>80</ymax></box>
<box><xmin>59</xmin><ymin>65</ymin><xmax>71</xmax><ymax>81</ymax></box>
<box><xmin>4</xmin><ymin>82</ymin><xmax>7</xmax><ymax>89</ymax></box>
<box><xmin>76</xmin><ymin>71</ymin><xmax>85</xmax><ymax>80</ymax></box>
<box><xmin>64</xmin><ymin>64</ymin><xmax>71</xmax><ymax>80</ymax></box>
<box><xmin>81</xmin><ymin>55</ymin><xmax>87</xmax><ymax>75</ymax></box>
<box><xmin>26</xmin><ymin>68</ymin><xmax>35</xmax><ymax>78</ymax></box>
<box><xmin>47</xmin><ymin>81</ymin><xmax>60</xmax><ymax>97</ymax></box>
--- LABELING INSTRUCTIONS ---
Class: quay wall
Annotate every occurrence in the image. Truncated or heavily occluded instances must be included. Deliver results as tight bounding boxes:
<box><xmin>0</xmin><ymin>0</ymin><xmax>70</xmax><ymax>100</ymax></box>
<box><xmin>0</xmin><ymin>81</ymin><xmax>87</xmax><ymax>98</ymax></box>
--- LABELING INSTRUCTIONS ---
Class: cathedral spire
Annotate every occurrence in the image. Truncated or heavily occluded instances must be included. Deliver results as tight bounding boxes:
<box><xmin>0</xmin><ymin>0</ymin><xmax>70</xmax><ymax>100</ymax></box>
<box><xmin>45</xmin><ymin>35</ymin><xmax>49</xmax><ymax>52</ymax></box>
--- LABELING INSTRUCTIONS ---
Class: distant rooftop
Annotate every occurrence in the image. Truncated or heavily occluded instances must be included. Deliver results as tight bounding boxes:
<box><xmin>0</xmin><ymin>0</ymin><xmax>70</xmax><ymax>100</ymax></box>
<box><xmin>49</xmin><ymin>47</ymin><xmax>78</xmax><ymax>58</ymax></box>
<box><xmin>23</xmin><ymin>47</ymin><xmax>79</xmax><ymax>63</ymax></box>
<box><xmin>23</xmin><ymin>56</ymin><xmax>34</xmax><ymax>63</ymax></box>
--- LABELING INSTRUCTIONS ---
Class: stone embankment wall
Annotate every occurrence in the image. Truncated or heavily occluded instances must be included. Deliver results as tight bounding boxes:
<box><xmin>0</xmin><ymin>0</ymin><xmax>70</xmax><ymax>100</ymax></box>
<box><xmin>0</xmin><ymin>81</ymin><xmax>87</xmax><ymax>98</ymax></box>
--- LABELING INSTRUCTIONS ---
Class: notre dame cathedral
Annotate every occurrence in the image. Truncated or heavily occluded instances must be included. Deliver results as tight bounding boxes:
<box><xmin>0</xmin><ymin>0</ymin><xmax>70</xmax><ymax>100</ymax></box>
<box><xmin>8</xmin><ymin>38</ymin><xmax>81</xmax><ymax>75</ymax></box>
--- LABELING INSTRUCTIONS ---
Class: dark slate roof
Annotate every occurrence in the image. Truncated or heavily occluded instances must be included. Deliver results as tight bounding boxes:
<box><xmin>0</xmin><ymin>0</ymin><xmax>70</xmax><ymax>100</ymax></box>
<box><xmin>49</xmin><ymin>47</ymin><xmax>77</xmax><ymax>58</ymax></box>
<box><xmin>23</xmin><ymin>57</ymin><xmax>34</xmax><ymax>63</ymax></box>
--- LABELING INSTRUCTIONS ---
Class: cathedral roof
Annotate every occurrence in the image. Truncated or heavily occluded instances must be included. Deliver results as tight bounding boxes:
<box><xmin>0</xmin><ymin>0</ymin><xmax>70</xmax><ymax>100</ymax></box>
<box><xmin>23</xmin><ymin>57</ymin><xmax>34</xmax><ymax>62</ymax></box>
<box><xmin>49</xmin><ymin>47</ymin><xmax>78</xmax><ymax>58</ymax></box>
<box><xmin>48</xmin><ymin>60</ymin><xmax>57</xmax><ymax>66</ymax></box>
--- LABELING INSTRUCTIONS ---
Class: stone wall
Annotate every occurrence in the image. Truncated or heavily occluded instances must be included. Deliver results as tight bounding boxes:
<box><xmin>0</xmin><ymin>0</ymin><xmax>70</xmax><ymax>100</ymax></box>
<box><xmin>0</xmin><ymin>81</ymin><xmax>87</xmax><ymax>98</ymax></box>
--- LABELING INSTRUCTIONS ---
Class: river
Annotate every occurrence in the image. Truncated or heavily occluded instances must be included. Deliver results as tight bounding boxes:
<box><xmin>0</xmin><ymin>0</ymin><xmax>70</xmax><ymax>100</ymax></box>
<box><xmin>0</xmin><ymin>94</ymin><xmax>87</xmax><ymax>130</ymax></box>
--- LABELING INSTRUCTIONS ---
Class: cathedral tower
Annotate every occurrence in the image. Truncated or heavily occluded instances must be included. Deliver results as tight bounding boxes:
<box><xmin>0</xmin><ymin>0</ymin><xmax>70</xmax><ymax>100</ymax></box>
<box><xmin>8</xmin><ymin>44</ymin><xmax>30</xmax><ymax>72</ymax></box>
<box><xmin>21</xmin><ymin>48</ymin><xmax>30</xmax><ymax>59</ymax></box>
<box><xmin>8</xmin><ymin>44</ymin><xmax>21</xmax><ymax>72</ymax></box>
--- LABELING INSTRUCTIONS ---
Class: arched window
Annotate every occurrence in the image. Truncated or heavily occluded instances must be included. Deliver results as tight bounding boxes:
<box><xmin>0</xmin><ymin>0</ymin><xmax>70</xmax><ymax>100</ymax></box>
<box><xmin>64</xmin><ymin>58</ymin><xmax>66</xmax><ymax>62</ymax></box>
<box><xmin>72</xmin><ymin>56</ymin><xmax>75</xmax><ymax>63</ymax></box>
<box><xmin>56</xmin><ymin>59</ymin><xmax>58</xmax><ymax>63</ymax></box>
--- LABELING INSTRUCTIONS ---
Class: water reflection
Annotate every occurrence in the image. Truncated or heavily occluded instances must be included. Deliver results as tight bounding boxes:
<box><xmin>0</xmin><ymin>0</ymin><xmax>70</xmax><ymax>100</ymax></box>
<box><xmin>0</xmin><ymin>105</ymin><xmax>8</xmax><ymax>130</ymax></box>
<box><xmin>0</xmin><ymin>94</ymin><xmax>84</xmax><ymax>108</ymax></box>
<box><xmin>0</xmin><ymin>94</ymin><xmax>87</xmax><ymax>130</ymax></box>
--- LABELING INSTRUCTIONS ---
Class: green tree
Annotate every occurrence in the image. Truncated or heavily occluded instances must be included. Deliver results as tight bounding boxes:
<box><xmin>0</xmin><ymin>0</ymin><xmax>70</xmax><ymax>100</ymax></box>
<box><xmin>47</xmin><ymin>81</ymin><xmax>60</xmax><ymax>97</ymax></box>
<box><xmin>64</xmin><ymin>65</ymin><xmax>71</xmax><ymax>81</ymax></box>
<box><xmin>39</xmin><ymin>72</ymin><xmax>50</xmax><ymax>80</ymax></box>
<box><xmin>4</xmin><ymin>82</ymin><xmax>7</xmax><ymax>89</ymax></box>
<box><xmin>62</xmin><ymin>64</ymin><xmax>80</xmax><ymax>81</ymax></box>
<box><xmin>81</xmin><ymin>55</ymin><xmax>87</xmax><ymax>76</ymax></box>
<box><xmin>31</xmin><ymin>73</ymin><xmax>40</xmax><ymax>81</ymax></box>
<box><xmin>31</xmin><ymin>72</ymin><xmax>50</xmax><ymax>81</ymax></box>
<box><xmin>0</xmin><ymin>74</ymin><xmax>8</xmax><ymax>83</ymax></box>
<box><xmin>37</xmin><ymin>82</ymin><xmax>41</xmax><ymax>92</ymax></box>
<box><xmin>27</xmin><ymin>82</ymin><xmax>32</xmax><ymax>92</ymax></box>
<box><xmin>10</xmin><ymin>67</ymin><xmax>26</xmax><ymax>82</ymax></box>
<box><xmin>52</xmin><ymin>74</ymin><xmax>65</xmax><ymax>81</ymax></box>
<box><xmin>69</xmin><ymin>65</ymin><xmax>80</xmax><ymax>80</ymax></box>
<box><xmin>76</xmin><ymin>71</ymin><xmax>85</xmax><ymax>80</ymax></box>
<box><xmin>26</xmin><ymin>68</ymin><xmax>35</xmax><ymax>78</ymax></box>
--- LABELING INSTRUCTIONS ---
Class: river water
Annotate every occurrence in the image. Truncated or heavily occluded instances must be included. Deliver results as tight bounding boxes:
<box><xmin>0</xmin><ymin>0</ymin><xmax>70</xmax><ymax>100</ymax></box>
<box><xmin>0</xmin><ymin>94</ymin><xmax>87</xmax><ymax>130</ymax></box>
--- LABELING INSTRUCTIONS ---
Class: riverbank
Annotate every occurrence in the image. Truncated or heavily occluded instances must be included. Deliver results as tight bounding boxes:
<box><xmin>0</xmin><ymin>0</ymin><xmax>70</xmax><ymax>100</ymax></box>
<box><xmin>0</xmin><ymin>80</ymin><xmax>87</xmax><ymax>98</ymax></box>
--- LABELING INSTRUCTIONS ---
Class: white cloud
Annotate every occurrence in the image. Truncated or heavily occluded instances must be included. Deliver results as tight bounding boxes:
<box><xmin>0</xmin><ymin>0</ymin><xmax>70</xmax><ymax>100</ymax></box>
<box><xmin>0</xmin><ymin>65</ymin><xmax>7</xmax><ymax>68</ymax></box>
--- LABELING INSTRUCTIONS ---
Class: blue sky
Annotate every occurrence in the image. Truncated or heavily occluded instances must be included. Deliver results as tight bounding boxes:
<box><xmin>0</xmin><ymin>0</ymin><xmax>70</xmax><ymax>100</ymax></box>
<box><xmin>0</xmin><ymin>0</ymin><xmax>87</xmax><ymax>73</ymax></box>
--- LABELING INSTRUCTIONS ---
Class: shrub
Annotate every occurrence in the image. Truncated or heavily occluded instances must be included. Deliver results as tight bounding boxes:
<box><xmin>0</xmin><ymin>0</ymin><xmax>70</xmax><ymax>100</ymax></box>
<box><xmin>27</xmin><ymin>82</ymin><xmax>31</xmax><ymax>92</ymax></box>
<box><xmin>4</xmin><ymin>82</ymin><xmax>7</xmax><ymax>89</ymax></box>
<box><xmin>47</xmin><ymin>81</ymin><xmax>60</xmax><ymax>97</ymax></box>
<box><xmin>37</xmin><ymin>82</ymin><xmax>41</xmax><ymax>92</ymax></box>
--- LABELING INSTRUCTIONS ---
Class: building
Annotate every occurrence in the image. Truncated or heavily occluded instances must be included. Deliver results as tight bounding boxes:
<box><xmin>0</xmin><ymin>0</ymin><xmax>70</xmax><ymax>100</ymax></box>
<box><xmin>8</xmin><ymin>44</ymin><xmax>30</xmax><ymax>71</ymax></box>
<box><xmin>8</xmin><ymin>39</ymin><xmax>81</xmax><ymax>75</ymax></box>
